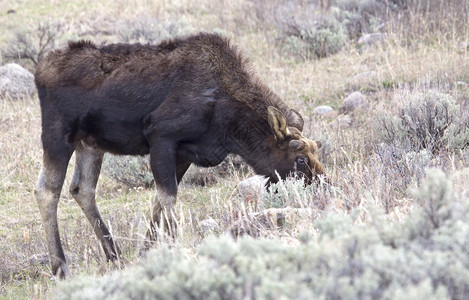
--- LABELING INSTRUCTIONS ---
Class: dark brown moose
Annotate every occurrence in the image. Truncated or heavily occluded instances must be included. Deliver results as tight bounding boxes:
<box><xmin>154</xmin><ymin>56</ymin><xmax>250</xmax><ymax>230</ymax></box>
<box><xmin>34</xmin><ymin>33</ymin><xmax>325</xmax><ymax>278</ymax></box>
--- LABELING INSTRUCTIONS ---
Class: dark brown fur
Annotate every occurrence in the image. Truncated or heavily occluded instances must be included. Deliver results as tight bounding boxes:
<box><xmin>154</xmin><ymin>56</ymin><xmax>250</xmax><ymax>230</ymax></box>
<box><xmin>34</xmin><ymin>33</ymin><xmax>325</xmax><ymax>277</ymax></box>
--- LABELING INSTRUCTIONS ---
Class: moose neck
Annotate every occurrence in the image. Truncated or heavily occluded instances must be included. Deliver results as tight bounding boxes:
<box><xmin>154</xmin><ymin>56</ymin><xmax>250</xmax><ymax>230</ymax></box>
<box><xmin>226</xmin><ymin>116</ymin><xmax>277</xmax><ymax>178</ymax></box>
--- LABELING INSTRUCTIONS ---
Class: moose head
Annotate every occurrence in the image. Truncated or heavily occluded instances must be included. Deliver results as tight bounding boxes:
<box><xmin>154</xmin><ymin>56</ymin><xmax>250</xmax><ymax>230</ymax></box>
<box><xmin>265</xmin><ymin>106</ymin><xmax>325</xmax><ymax>185</ymax></box>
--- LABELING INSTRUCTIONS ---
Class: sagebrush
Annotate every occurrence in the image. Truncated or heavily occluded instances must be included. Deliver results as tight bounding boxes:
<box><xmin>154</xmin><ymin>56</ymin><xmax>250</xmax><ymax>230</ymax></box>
<box><xmin>55</xmin><ymin>169</ymin><xmax>468</xmax><ymax>300</ymax></box>
<box><xmin>377</xmin><ymin>90</ymin><xmax>469</xmax><ymax>155</ymax></box>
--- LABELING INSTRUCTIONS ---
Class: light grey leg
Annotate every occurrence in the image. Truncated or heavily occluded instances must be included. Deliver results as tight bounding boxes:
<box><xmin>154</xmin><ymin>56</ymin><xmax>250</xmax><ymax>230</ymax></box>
<box><xmin>69</xmin><ymin>143</ymin><xmax>121</xmax><ymax>261</ymax></box>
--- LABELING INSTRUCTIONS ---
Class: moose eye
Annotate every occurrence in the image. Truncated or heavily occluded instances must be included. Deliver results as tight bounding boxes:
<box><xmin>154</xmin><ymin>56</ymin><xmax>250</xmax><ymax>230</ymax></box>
<box><xmin>296</xmin><ymin>156</ymin><xmax>308</xmax><ymax>165</ymax></box>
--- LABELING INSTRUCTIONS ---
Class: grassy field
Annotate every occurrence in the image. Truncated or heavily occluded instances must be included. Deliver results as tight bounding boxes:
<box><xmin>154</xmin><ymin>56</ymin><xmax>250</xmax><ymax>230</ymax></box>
<box><xmin>1</xmin><ymin>0</ymin><xmax>469</xmax><ymax>298</ymax></box>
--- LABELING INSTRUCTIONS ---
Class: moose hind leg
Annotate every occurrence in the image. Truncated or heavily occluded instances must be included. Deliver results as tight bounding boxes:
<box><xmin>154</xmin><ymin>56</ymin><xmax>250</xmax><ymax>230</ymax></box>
<box><xmin>35</xmin><ymin>148</ymin><xmax>73</xmax><ymax>278</ymax></box>
<box><xmin>69</xmin><ymin>144</ymin><xmax>121</xmax><ymax>261</ymax></box>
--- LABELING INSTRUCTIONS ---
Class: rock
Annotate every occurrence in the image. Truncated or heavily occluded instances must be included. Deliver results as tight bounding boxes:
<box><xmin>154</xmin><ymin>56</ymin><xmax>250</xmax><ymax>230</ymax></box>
<box><xmin>199</xmin><ymin>218</ymin><xmax>219</xmax><ymax>234</ymax></box>
<box><xmin>357</xmin><ymin>33</ymin><xmax>385</xmax><ymax>49</ymax></box>
<box><xmin>341</xmin><ymin>91</ymin><xmax>368</xmax><ymax>113</ymax></box>
<box><xmin>0</xmin><ymin>63</ymin><xmax>36</xmax><ymax>99</ymax></box>
<box><xmin>314</xmin><ymin>105</ymin><xmax>334</xmax><ymax>115</ymax></box>
<box><xmin>238</xmin><ymin>175</ymin><xmax>268</xmax><ymax>205</ymax></box>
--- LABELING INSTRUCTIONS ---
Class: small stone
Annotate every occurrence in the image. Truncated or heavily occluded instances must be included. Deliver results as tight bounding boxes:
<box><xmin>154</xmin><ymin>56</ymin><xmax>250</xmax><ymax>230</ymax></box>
<box><xmin>0</xmin><ymin>63</ymin><xmax>36</xmax><ymax>99</ymax></box>
<box><xmin>341</xmin><ymin>91</ymin><xmax>368</xmax><ymax>113</ymax></box>
<box><xmin>314</xmin><ymin>105</ymin><xmax>334</xmax><ymax>115</ymax></box>
<box><xmin>199</xmin><ymin>218</ymin><xmax>219</xmax><ymax>233</ymax></box>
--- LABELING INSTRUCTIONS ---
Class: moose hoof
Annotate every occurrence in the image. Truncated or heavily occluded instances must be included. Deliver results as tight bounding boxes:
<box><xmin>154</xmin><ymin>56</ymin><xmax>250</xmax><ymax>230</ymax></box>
<box><xmin>110</xmin><ymin>256</ymin><xmax>128</xmax><ymax>269</ymax></box>
<box><xmin>53</xmin><ymin>263</ymin><xmax>71</xmax><ymax>279</ymax></box>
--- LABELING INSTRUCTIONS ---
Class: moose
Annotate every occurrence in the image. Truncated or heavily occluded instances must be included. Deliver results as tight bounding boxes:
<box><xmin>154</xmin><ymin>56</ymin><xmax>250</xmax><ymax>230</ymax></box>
<box><xmin>34</xmin><ymin>33</ymin><xmax>325</xmax><ymax>278</ymax></box>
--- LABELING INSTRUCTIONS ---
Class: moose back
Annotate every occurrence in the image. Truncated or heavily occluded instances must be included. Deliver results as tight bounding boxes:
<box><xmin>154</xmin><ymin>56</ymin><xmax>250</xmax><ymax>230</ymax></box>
<box><xmin>34</xmin><ymin>33</ymin><xmax>325</xmax><ymax>277</ymax></box>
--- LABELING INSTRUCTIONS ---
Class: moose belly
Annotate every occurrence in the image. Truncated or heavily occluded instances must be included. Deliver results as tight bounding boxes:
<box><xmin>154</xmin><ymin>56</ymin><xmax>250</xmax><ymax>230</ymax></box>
<box><xmin>79</xmin><ymin>121</ymin><xmax>150</xmax><ymax>156</ymax></box>
<box><xmin>177</xmin><ymin>142</ymin><xmax>228</xmax><ymax>167</ymax></box>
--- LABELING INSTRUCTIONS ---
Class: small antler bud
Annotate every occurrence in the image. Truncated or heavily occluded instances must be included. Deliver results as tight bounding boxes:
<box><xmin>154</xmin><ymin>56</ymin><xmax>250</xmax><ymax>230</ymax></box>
<box><xmin>289</xmin><ymin>140</ymin><xmax>305</xmax><ymax>151</ymax></box>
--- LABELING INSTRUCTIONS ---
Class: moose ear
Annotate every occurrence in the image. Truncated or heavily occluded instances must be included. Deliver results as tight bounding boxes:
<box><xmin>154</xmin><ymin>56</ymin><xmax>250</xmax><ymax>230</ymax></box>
<box><xmin>289</xmin><ymin>140</ymin><xmax>306</xmax><ymax>151</ymax></box>
<box><xmin>267</xmin><ymin>106</ymin><xmax>290</xmax><ymax>140</ymax></box>
<box><xmin>288</xmin><ymin>109</ymin><xmax>304</xmax><ymax>132</ymax></box>
<box><xmin>315</xmin><ymin>140</ymin><xmax>322</xmax><ymax>149</ymax></box>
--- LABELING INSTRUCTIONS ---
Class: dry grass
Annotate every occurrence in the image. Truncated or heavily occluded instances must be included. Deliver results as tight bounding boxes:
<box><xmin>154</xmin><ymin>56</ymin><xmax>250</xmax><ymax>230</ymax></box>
<box><xmin>0</xmin><ymin>0</ymin><xmax>468</xmax><ymax>298</ymax></box>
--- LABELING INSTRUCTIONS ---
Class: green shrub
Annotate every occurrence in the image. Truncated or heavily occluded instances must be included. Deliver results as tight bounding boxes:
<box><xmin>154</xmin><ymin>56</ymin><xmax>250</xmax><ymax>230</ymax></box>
<box><xmin>102</xmin><ymin>154</ymin><xmax>154</xmax><ymax>188</ymax></box>
<box><xmin>374</xmin><ymin>91</ymin><xmax>469</xmax><ymax>199</ymax></box>
<box><xmin>297</xmin><ymin>10</ymin><xmax>348</xmax><ymax>58</ymax></box>
<box><xmin>54</xmin><ymin>168</ymin><xmax>469</xmax><ymax>300</ymax></box>
<box><xmin>260</xmin><ymin>177</ymin><xmax>330</xmax><ymax>210</ymax></box>
<box><xmin>262</xmin><ymin>0</ymin><xmax>399</xmax><ymax>58</ymax></box>
<box><xmin>378</xmin><ymin>91</ymin><xmax>469</xmax><ymax>155</ymax></box>
<box><xmin>333</xmin><ymin>0</ymin><xmax>390</xmax><ymax>38</ymax></box>
<box><xmin>274</xmin><ymin>3</ymin><xmax>349</xmax><ymax>58</ymax></box>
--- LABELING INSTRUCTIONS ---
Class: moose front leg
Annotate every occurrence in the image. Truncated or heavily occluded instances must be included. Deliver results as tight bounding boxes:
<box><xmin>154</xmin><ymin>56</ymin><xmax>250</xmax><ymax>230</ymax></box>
<box><xmin>148</xmin><ymin>190</ymin><xmax>177</xmax><ymax>241</ymax></box>
<box><xmin>145</xmin><ymin>138</ymin><xmax>180</xmax><ymax>244</ymax></box>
